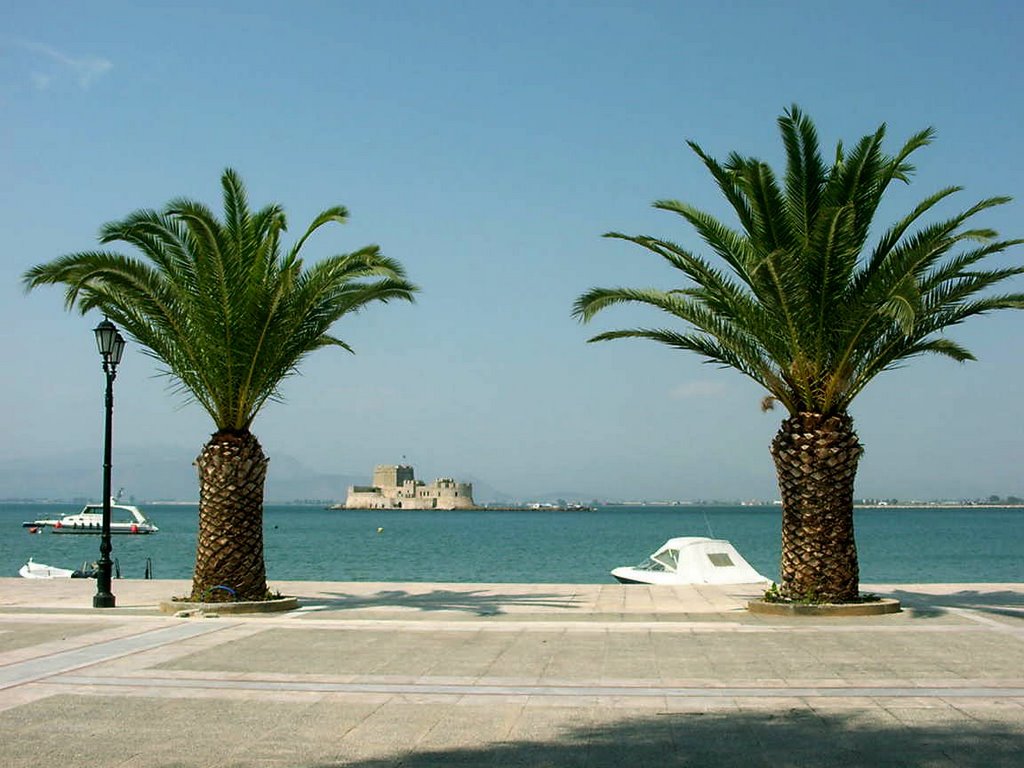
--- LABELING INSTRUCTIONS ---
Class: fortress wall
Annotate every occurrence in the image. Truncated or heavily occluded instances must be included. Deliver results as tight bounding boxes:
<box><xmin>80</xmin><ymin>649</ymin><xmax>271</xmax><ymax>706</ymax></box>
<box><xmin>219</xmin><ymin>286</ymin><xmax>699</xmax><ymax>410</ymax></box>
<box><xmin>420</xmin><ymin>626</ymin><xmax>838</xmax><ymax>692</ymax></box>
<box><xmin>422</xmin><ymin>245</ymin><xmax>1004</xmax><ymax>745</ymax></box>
<box><xmin>345</xmin><ymin>488</ymin><xmax>386</xmax><ymax>509</ymax></box>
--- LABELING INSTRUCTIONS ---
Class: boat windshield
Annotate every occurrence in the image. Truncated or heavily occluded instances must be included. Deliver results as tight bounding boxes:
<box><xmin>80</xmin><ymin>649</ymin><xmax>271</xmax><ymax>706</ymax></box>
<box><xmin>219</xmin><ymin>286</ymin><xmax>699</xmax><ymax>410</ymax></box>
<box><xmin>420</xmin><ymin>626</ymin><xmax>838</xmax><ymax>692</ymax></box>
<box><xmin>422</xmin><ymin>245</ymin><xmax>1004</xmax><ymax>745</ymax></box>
<box><xmin>651</xmin><ymin>548</ymin><xmax>679</xmax><ymax>571</ymax></box>
<box><xmin>634</xmin><ymin>549</ymin><xmax>678</xmax><ymax>572</ymax></box>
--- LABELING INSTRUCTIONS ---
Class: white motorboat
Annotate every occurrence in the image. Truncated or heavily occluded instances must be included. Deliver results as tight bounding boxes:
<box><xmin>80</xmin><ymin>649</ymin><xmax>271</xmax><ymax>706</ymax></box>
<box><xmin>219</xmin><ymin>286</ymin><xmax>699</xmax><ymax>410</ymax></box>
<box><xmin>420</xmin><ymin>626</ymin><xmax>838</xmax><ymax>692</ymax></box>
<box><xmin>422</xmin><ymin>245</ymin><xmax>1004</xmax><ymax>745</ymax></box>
<box><xmin>22</xmin><ymin>497</ymin><xmax>158</xmax><ymax>535</ymax></box>
<box><xmin>611</xmin><ymin>537</ymin><xmax>769</xmax><ymax>585</ymax></box>
<box><xmin>19</xmin><ymin>558</ymin><xmax>98</xmax><ymax>579</ymax></box>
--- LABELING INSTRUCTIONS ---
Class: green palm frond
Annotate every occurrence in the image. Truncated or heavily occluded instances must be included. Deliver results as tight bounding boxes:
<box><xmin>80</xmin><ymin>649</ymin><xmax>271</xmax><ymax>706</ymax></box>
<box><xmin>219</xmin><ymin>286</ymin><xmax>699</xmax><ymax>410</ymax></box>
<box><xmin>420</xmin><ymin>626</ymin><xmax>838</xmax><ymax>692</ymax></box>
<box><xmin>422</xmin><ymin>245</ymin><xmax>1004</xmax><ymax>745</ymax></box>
<box><xmin>575</xmin><ymin>108</ymin><xmax>1022</xmax><ymax>415</ymax></box>
<box><xmin>288</xmin><ymin>205</ymin><xmax>349</xmax><ymax>263</ymax></box>
<box><xmin>686</xmin><ymin>141</ymin><xmax>756</xmax><ymax>236</ymax></box>
<box><xmin>24</xmin><ymin>169</ymin><xmax>418</xmax><ymax>431</ymax></box>
<box><xmin>779</xmin><ymin>105</ymin><xmax>826</xmax><ymax>244</ymax></box>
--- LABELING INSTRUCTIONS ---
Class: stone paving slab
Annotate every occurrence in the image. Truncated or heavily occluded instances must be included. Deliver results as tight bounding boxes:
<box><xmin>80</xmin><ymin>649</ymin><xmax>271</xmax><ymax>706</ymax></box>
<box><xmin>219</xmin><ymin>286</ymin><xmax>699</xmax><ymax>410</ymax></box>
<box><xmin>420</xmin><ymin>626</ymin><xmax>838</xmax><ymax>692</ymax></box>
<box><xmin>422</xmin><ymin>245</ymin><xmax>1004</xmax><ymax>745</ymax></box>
<box><xmin>0</xmin><ymin>580</ymin><xmax>1021</xmax><ymax>767</ymax></box>
<box><xmin>0</xmin><ymin>578</ymin><xmax>766</xmax><ymax>615</ymax></box>
<box><xmin>2</xmin><ymin>695</ymin><xmax>1022</xmax><ymax>767</ymax></box>
<box><xmin>0</xmin><ymin>620</ymin><xmax>107</xmax><ymax>654</ymax></box>
<box><xmin>0</xmin><ymin>621</ymin><xmax>229</xmax><ymax>690</ymax></box>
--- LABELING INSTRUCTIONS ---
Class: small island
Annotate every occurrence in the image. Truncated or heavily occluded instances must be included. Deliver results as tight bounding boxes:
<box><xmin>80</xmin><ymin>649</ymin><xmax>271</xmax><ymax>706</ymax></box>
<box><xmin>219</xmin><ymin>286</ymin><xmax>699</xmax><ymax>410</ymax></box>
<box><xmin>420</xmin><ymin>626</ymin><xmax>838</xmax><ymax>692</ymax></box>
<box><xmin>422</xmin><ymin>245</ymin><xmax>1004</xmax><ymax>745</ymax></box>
<box><xmin>332</xmin><ymin>464</ymin><xmax>476</xmax><ymax>510</ymax></box>
<box><xmin>328</xmin><ymin>464</ymin><xmax>594</xmax><ymax>511</ymax></box>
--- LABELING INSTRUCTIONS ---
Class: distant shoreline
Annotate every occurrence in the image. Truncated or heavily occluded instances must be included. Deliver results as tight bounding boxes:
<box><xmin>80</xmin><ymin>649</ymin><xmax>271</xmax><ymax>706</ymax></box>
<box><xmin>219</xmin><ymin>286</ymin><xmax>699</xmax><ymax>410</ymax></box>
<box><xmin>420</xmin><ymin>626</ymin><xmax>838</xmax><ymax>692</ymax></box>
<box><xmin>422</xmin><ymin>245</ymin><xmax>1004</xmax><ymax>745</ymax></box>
<box><xmin>852</xmin><ymin>503</ymin><xmax>1024</xmax><ymax>509</ymax></box>
<box><xmin>3</xmin><ymin>500</ymin><xmax>1023</xmax><ymax>510</ymax></box>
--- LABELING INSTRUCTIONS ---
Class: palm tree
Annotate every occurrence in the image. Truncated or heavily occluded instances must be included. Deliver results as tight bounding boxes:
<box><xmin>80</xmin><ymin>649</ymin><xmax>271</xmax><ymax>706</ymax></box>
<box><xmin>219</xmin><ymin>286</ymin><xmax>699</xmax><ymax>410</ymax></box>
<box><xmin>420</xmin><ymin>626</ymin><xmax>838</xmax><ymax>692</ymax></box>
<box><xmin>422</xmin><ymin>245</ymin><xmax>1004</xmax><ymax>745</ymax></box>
<box><xmin>24</xmin><ymin>169</ymin><xmax>418</xmax><ymax>601</ymax></box>
<box><xmin>573</xmin><ymin>107</ymin><xmax>1023</xmax><ymax>602</ymax></box>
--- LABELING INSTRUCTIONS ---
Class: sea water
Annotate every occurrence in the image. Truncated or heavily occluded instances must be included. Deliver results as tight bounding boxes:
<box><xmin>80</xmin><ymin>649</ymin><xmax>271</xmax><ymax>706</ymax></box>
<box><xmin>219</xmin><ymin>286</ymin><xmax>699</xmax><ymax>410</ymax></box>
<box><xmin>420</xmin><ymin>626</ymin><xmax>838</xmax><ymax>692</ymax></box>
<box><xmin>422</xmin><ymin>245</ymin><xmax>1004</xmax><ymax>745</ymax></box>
<box><xmin>1</xmin><ymin>503</ymin><xmax>1021</xmax><ymax>584</ymax></box>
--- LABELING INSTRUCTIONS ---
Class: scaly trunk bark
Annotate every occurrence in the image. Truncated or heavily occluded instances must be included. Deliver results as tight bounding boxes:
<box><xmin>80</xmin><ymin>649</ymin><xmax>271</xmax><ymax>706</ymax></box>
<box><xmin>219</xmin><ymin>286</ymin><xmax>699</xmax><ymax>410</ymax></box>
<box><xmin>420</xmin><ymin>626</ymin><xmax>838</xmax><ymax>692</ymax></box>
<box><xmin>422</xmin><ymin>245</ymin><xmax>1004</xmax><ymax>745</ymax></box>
<box><xmin>190</xmin><ymin>430</ymin><xmax>269</xmax><ymax>602</ymax></box>
<box><xmin>771</xmin><ymin>411</ymin><xmax>862</xmax><ymax>602</ymax></box>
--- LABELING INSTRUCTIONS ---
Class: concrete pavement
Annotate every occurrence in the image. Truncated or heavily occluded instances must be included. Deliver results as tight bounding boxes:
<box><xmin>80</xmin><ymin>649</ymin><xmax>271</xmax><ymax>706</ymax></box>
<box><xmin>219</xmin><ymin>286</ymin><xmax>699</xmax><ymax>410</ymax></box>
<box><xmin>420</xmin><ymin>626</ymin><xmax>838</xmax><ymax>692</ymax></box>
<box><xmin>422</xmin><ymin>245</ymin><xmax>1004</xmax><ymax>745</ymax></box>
<box><xmin>0</xmin><ymin>578</ymin><xmax>1022</xmax><ymax>766</ymax></box>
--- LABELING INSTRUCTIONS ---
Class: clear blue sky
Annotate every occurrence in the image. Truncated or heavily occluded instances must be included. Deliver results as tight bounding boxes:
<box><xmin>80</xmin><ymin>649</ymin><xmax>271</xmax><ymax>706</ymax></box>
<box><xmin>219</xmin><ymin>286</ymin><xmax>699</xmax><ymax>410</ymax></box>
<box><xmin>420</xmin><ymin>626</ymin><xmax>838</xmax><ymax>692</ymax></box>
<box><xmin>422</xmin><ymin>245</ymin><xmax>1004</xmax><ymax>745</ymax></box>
<box><xmin>3</xmin><ymin>1</ymin><xmax>1023</xmax><ymax>501</ymax></box>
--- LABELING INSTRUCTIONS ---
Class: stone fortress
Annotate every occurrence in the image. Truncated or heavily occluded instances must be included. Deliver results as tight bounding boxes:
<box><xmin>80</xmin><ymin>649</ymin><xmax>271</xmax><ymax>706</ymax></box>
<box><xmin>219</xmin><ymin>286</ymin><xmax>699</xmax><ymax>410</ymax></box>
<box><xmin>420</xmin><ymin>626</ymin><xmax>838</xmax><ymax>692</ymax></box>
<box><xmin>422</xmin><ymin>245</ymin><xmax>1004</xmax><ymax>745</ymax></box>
<box><xmin>343</xmin><ymin>464</ymin><xmax>476</xmax><ymax>510</ymax></box>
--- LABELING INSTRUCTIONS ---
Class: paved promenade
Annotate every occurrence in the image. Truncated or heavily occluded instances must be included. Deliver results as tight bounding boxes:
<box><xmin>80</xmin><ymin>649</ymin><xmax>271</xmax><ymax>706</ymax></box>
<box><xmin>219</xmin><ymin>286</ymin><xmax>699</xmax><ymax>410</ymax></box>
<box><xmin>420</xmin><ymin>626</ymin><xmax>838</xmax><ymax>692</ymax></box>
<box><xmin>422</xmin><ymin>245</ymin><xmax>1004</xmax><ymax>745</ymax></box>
<box><xmin>1</xmin><ymin>579</ymin><xmax>1022</xmax><ymax>767</ymax></box>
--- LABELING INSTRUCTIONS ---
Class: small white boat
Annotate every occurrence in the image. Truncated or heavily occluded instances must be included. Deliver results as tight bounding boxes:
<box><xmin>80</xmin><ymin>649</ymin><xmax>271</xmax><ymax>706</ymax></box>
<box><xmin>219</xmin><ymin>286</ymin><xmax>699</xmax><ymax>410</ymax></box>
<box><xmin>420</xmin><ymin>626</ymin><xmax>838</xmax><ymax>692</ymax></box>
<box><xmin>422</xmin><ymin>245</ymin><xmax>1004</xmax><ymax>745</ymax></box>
<box><xmin>19</xmin><ymin>558</ymin><xmax>98</xmax><ymax>579</ymax></box>
<box><xmin>22</xmin><ymin>497</ymin><xmax>158</xmax><ymax>535</ymax></box>
<box><xmin>611</xmin><ymin>537</ymin><xmax>769</xmax><ymax>585</ymax></box>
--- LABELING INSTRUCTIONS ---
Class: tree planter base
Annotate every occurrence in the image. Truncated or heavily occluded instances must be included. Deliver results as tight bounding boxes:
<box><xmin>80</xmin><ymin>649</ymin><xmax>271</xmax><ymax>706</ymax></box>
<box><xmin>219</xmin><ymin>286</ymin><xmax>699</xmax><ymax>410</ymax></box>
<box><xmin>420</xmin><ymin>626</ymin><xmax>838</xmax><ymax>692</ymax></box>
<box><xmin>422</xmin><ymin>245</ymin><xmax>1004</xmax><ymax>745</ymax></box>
<box><xmin>160</xmin><ymin>596</ymin><xmax>299</xmax><ymax>615</ymax></box>
<box><xmin>748</xmin><ymin>598</ymin><xmax>900</xmax><ymax>617</ymax></box>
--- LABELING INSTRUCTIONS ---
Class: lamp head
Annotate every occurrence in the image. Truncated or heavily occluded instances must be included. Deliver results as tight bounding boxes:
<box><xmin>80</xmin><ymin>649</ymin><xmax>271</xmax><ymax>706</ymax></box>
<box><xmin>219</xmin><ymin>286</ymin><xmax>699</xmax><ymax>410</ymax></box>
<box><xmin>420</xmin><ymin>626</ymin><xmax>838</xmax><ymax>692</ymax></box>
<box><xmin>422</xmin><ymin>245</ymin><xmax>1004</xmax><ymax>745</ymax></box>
<box><xmin>93</xmin><ymin>319</ymin><xmax>118</xmax><ymax>357</ymax></box>
<box><xmin>111</xmin><ymin>332</ymin><xmax>126</xmax><ymax>365</ymax></box>
<box><xmin>94</xmin><ymin>319</ymin><xmax>125</xmax><ymax>365</ymax></box>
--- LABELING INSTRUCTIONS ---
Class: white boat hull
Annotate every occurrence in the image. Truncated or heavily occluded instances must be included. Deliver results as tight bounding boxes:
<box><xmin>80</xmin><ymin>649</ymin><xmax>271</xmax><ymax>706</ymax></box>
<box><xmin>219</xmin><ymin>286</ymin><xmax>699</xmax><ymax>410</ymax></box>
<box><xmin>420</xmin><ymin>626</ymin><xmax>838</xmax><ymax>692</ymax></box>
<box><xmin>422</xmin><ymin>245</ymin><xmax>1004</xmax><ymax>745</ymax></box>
<box><xmin>610</xmin><ymin>565</ymin><xmax>768</xmax><ymax>585</ymax></box>
<box><xmin>19</xmin><ymin>559</ymin><xmax>97</xmax><ymax>579</ymax></box>
<box><xmin>49</xmin><ymin>522</ymin><xmax>157</xmax><ymax>534</ymax></box>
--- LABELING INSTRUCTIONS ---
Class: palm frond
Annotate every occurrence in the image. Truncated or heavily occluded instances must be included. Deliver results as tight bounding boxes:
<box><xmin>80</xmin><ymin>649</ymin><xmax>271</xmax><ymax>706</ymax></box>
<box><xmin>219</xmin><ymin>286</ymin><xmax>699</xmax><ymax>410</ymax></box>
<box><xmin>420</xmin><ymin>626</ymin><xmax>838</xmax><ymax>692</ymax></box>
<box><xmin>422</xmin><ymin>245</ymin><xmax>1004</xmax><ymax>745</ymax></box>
<box><xmin>24</xmin><ymin>169</ymin><xmax>418</xmax><ymax>432</ymax></box>
<box><xmin>779</xmin><ymin>104</ymin><xmax>826</xmax><ymax>245</ymax></box>
<box><xmin>686</xmin><ymin>141</ymin><xmax>756</xmax><ymax>236</ymax></box>
<box><xmin>575</xmin><ymin>107</ymin><xmax>1023</xmax><ymax>416</ymax></box>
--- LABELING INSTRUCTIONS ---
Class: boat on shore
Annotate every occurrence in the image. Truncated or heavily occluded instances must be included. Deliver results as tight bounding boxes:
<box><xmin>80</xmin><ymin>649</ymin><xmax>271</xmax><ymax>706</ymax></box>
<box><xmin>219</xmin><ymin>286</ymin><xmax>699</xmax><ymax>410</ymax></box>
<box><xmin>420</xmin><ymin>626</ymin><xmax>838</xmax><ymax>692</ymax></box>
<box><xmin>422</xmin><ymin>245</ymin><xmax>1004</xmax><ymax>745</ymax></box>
<box><xmin>611</xmin><ymin>537</ymin><xmax>769</xmax><ymax>585</ymax></box>
<box><xmin>21</xmin><ymin>497</ymin><xmax>158</xmax><ymax>535</ymax></box>
<box><xmin>19</xmin><ymin>558</ymin><xmax>98</xmax><ymax>579</ymax></box>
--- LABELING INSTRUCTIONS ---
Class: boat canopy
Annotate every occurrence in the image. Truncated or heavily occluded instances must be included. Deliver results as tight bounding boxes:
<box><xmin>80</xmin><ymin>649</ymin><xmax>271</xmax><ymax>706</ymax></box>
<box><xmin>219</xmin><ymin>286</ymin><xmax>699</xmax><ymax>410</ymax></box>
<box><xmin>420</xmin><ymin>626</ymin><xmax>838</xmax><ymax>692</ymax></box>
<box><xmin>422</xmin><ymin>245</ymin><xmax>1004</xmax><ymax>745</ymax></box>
<box><xmin>646</xmin><ymin>537</ymin><xmax>767</xmax><ymax>584</ymax></box>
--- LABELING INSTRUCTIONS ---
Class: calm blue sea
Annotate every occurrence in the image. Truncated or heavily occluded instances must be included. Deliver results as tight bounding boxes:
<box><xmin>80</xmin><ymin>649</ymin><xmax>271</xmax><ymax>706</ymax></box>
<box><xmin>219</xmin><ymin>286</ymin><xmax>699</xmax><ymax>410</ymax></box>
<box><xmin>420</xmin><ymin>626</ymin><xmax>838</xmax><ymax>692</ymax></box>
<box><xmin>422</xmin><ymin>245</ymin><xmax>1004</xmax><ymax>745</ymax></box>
<box><xmin>1</xmin><ymin>503</ymin><xmax>1021</xmax><ymax>584</ymax></box>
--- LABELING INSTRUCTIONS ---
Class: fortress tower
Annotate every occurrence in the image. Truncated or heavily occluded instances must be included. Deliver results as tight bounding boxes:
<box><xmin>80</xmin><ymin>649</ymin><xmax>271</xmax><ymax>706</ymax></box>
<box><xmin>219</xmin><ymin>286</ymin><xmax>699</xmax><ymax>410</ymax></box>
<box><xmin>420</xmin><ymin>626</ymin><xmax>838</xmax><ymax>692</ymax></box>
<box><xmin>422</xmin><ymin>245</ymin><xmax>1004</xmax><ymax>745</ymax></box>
<box><xmin>372</xmin><ymin>464</ymin><xmax>415</xmax><ymax>488</ymax></box>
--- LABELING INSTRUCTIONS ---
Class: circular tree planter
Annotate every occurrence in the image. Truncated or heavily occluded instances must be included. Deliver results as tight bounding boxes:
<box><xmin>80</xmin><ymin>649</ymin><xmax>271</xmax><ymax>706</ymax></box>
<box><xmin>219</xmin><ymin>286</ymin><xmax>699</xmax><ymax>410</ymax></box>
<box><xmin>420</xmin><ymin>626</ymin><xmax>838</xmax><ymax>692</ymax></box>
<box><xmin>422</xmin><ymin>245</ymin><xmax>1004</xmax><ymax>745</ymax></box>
<box><xmin>748</xmin><ymin>598</ymin><xmax>900</xmax><ymax>617</ymax></box>
<box><xmin>159</xmin><ymin>596</ymin><xmax>299</xmax><ymax>615</ymax></box>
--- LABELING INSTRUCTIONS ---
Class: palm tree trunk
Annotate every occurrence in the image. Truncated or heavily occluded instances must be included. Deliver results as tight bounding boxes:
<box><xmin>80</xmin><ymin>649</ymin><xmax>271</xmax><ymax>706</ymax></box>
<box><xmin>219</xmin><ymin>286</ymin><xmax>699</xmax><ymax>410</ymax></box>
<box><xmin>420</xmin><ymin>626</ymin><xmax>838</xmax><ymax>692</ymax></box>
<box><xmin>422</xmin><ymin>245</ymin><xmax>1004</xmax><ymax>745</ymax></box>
<box><xmin>771</xmin><ymin>411</ymin><xmax>862</xmax><ymax>602</ymax></box>
<box><xmin>190</xmin><ymin>430</ymin><xmax>269</xmax><ymax>602</ymax></box>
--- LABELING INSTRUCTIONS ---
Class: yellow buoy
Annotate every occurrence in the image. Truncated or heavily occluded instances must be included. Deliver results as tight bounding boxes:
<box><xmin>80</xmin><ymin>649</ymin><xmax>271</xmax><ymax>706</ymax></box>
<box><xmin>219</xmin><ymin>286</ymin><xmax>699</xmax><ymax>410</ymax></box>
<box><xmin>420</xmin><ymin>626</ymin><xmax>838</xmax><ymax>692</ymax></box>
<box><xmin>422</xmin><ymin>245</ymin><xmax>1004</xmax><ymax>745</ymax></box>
<box><xmin>376</xmin><ymin>527</ymin><xmax>384</xmax><ymax>534</ymax></box>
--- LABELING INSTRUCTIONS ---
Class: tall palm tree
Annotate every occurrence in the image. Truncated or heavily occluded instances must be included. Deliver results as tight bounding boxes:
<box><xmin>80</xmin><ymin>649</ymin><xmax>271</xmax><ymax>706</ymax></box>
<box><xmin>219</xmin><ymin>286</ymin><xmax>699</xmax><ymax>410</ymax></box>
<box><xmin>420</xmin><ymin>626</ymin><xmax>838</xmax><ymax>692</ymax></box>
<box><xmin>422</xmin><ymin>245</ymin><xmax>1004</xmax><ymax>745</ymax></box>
<box><xmin>24</xmin><ymin>169</ymin><xmax>418</xmax><ymax>601</ymax></box>
<box><xmin>574</xmin><ymin>107</ymin><xmax>1023</xmax><ymax>602</ymax></box>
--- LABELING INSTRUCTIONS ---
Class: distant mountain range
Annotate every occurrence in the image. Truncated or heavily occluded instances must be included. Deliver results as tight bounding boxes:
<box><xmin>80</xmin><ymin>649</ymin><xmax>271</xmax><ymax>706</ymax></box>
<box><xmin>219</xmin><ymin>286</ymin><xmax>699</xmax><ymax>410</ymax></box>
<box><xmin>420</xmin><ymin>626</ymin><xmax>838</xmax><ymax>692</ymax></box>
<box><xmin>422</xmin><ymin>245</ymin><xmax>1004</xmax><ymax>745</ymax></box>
<box><xmin>0</xmin><ymin>446</ymin><xmax>523</xmax><ymax>504</ymax></box>
<box><xmin>0</xmin><ymin>446</ymin><xmax>353</xmax><ymax>503</ymax></box>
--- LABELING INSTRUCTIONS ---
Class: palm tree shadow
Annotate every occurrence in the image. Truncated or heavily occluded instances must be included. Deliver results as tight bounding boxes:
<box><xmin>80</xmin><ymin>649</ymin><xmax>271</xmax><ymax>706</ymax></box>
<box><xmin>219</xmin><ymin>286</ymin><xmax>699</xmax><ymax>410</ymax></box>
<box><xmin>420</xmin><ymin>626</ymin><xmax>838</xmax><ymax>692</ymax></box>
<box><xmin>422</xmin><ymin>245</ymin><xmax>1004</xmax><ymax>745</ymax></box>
<box><xmin>890</xmin><ymin>588</ymin><xmax>1024</xmax><ymax>621</ymax></box>
<box><xmin>313</xmin><ymin>588</ymin><xmax>583</xmax><ymax>616</ymax></box>
<box><xmin>308</xmin><ymin>708</ymin><xmax>1022</xmax><ymax>767</ymax></box>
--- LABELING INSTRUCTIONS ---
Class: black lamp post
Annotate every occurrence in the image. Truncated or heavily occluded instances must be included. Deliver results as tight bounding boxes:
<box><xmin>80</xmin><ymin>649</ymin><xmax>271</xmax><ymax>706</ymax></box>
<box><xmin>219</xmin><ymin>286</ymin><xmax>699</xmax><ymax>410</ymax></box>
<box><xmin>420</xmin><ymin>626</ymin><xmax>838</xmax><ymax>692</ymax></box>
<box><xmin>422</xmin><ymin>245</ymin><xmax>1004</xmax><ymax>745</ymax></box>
<box><xmin>93</xmin><ymin>318</ymin><xmax>126</xmax><ymax>609</ymax></box>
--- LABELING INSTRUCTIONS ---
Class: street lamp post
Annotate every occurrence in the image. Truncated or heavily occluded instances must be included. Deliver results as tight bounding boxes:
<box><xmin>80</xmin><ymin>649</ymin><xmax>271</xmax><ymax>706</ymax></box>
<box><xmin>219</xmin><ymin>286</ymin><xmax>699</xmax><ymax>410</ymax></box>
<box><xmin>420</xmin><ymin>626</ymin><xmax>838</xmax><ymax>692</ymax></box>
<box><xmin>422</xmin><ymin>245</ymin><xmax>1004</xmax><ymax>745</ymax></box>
<box><xmin>93</xmin><ymin>318</ymin><xmax>126</xmax><ymax>609</ymax></box>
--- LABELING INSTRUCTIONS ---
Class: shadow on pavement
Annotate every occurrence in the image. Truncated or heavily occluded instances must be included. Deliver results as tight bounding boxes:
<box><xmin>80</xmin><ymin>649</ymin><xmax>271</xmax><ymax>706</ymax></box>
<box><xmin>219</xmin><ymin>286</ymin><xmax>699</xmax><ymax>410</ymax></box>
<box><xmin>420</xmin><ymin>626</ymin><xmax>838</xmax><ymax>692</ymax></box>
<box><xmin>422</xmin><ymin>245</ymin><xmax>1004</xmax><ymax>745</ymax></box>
<box><xmin>314</xmin><ymin>588</ymin><xmax>582</xmax><ymax>616</ymax></box>
<box><xmin>891</xmin><ymin>588</ymin><xmax>1024</xmax><ymax>621</ymax></box>
<box><xmin>309</xmin><ymin>708</ymin><xmax>1022</xmax><ymax>768</ymax></box>
<box><xmin>4</xmin><ymin>695</ymin><xmax>1021</xmax><ymax>767</ymax></box>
